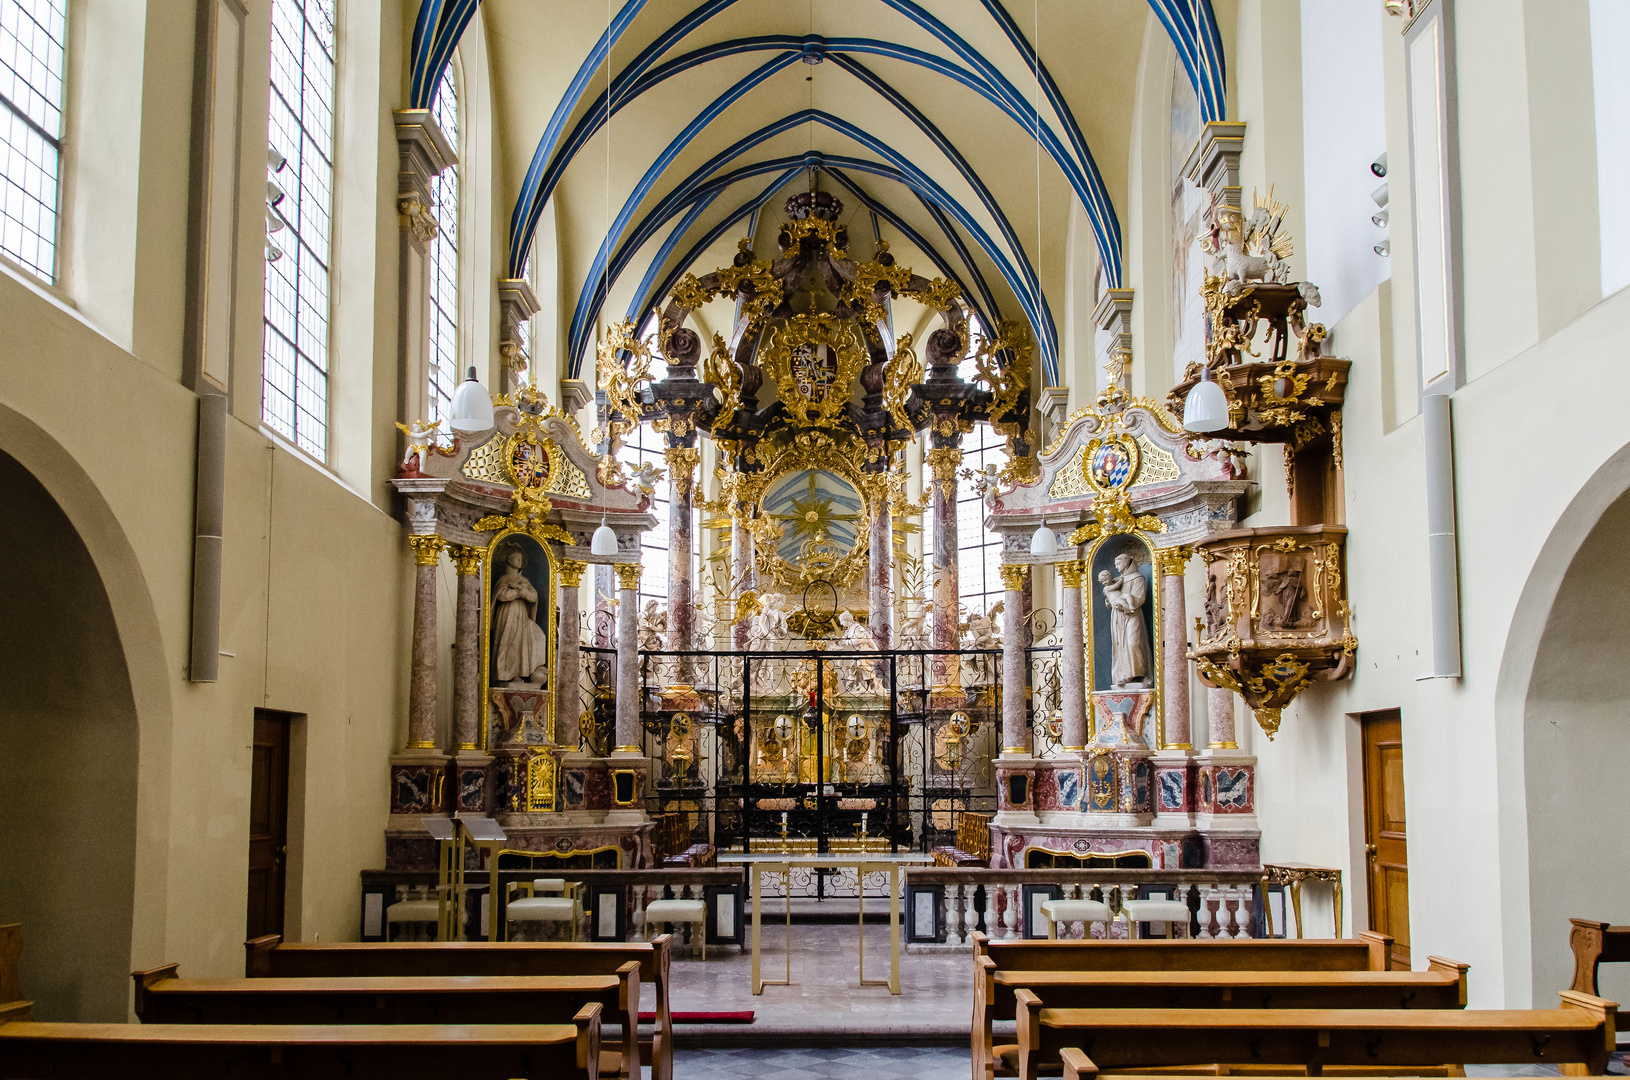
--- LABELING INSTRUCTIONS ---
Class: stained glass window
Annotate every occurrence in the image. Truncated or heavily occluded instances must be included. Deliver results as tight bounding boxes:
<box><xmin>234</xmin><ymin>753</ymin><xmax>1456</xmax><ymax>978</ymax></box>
<box><xmin>0</xmin><ymin>0</ymin><xmax>67</xmax><ymax>281</ymax></box>
<box><xmin>262</xmin><ymin>0</ymin><xmax>335</xmax><ymax>458</ymax></box>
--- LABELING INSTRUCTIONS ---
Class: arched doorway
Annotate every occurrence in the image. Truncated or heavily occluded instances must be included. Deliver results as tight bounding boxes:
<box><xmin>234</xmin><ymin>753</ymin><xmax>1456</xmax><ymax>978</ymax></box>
<box><xmin>0</xmin><ymin>448</ymin><xmax>139</xmax><ymax>1020</ymax></box>
<box><xmin>1507</xmin><ymin>447</ymin><xmax>1630</xmax><ymax>1006</ymax></box>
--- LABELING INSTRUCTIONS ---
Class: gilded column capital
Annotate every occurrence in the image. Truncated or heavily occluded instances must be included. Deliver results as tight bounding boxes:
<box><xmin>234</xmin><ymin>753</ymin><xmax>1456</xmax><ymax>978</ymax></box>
<box><xmin>615</xmin><ymin>563</ymin><xmax>642</xmax><ymax>591</ymax></box>
<box><xmin>664</xmin><ymin>446</ymin><xmax>702</xmax><ymax>499</ymax></box>
<box><xmin>408</xmin><ymin>533</ymin><xmax>447</xmax><ymax>566</ymax></box>
<box><xmin>998</xmin><ymin>563</ymin><xmax>1030</xmax><ymax>591</ymax></box>
<box><xmin>448</xmin><ymin>544</ymin><xmax>483</xmax><ymax>576</ymax></box>
<box><xmin>1056</xmin><ymin>560</ymin><xmax>1088</xmax><ymax>589</ymax></box>
<box><xmin>558</xmin><ymin>559</ymin><xmax>588</xmax><ymax>588</ymax></box>
<box><xmin>1152</xmin><ymin>545</ymin><xmax>1194</xmax><ymax>577</ymax></box>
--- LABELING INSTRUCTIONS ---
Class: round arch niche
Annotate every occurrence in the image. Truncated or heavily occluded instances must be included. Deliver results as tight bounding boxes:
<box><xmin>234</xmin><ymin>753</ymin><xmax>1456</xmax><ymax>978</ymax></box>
<box><xmin>1517</xmin><ymin>477</ymin><xmax>1630</xmax><ymax>1007</ymax></box>
<box><xmin>0</xmin><ymin>448</ymin><xmax>139</xmax><ymax>1021</ymax></box>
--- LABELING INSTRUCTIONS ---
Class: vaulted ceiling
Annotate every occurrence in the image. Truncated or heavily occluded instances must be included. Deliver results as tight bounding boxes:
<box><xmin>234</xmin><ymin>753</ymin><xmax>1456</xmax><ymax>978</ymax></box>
<box><xmin>411</xmin><ymin>0</ymin><xmax>1226</xmax><ymax>385</ymax></box>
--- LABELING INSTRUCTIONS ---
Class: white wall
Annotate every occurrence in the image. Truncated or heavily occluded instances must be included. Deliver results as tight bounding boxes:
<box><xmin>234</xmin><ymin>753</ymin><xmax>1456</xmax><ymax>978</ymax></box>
<box><xmin>1299</xmin><ymin>0</ymin><xmax>1390</xmax><ymax>327</ymax></box>
<box><xmin>1590</xmin><ymin>0</ymin><xmax>1630</xmax><ymax>298</ymax></box>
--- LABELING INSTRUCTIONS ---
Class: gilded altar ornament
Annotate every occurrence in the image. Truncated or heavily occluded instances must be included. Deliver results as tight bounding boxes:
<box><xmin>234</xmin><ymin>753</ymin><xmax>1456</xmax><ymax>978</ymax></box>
<box><xmin>762</xmin><ymin>314</ymin><xmax>868</xmax><ymax>429</ymax></box>
<box><xmin>882</xmin><ymin>333</ymin><xmax>922</xmax><ymax>436</ymax></box>
<box><xmin>998</xmin><ymin>563</ymin><xmax>1030</xmax><ymax>591</ymax></box>
<box><xmin>614</xmin><ymin>563</ymin><xmax>642</xmax><ymax>591</ymax></box>
<box><xmin>595</xmin><ymin>317</ymin><xmax>655</xmax><ymax>455</ymax></box>
<box><xmin>1065</xmin><ymin>432</ymin><xmax>1167</xmax><ymax>545</ymax></box>
<box><xmin>449</xmin><ymin>544</ymin><xmax>483</xmax><ymax>576</ymax></box>
<box><xmin>525</xmin><ymin>749</ymin><xmax>556</xmax><ymax>811</ymax></box>
<box><xmin>1151</xmin><ymin>545</ymin><xmax>1193</xmax><ymax>578</ymax></box>
<box><xmin>664</xmin><ymin>446</ymin><xmax>701</xmax><ymax>499</ymax></box>
<box><xmin>702</xmin><ymin>334</ymin><xmax>743</xmax><ymax>430</ymax></box>
<box><xmin>1056</xmin><ymin>561</ymin><xmax>1088</xmax><ymax>589</ymax></box>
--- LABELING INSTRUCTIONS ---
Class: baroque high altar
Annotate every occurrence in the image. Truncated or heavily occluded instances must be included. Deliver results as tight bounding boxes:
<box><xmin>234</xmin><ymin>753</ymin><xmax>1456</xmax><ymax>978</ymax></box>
<box><xmin>383</xmin><ymin>185</ymin><xmax>1356</xmax><ymax>877</ymax></box>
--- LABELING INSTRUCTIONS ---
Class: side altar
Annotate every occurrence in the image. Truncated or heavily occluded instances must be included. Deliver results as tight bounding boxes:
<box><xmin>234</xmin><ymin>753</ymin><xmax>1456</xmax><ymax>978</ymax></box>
<box><xmin>386</xmin><ymin>383</ymin><xmax>659</xmax><ymax>872</ymax></box>
<box><xmin>982</xmin><ymin>391</ymin><xmax>1261</xmax><ymax>871</ymax></box>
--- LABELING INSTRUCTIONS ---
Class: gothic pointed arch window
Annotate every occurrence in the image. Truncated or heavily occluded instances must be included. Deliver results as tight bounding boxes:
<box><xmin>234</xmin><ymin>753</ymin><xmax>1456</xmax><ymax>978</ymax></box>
<box><xmin>426</xmin><ymin>63</ymin><xmax>459</xmax><ymax>433</ymax></box>
<box><xmin>262</xmin><ymin>0</ymin><xmax>336</xmax><ymax>458</ymax></box>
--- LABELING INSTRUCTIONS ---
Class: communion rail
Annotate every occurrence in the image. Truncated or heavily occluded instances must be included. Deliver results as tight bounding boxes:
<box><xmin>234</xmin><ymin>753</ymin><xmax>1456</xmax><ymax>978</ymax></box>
<box><xmin>901</xmin><ymin>867</ymin><xmax>1268</xmax><ymax>947</ymax></box>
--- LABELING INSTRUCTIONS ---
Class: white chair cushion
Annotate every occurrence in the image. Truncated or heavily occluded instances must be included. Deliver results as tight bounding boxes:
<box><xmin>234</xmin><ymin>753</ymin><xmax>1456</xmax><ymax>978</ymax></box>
<box><xmin>508</xmin><ymin>897</ymin><xmax>577</xmax><ymax>922</ymax></box>
<box><xmin>385</xmin><ymin>899</ymin><xmax>441</xmax><ymax>923</ymax></box>
<box><xmin>1040</xmin><ymin>899</ymin><xmax>1113</xmax><ymax>923</ymax></box>
<box><xmin>532</xmin><ymin>878</ymin><xmax>568</xmax><ymax>894</ymax></box>
<box><xmin>644</xmin><ymin>899</ymin><xmax>707</xmax><ymax>922</ymax></box>
<box><xmin>1122</xmin><ymin>898</ymin><xmax>1192</xmax><ymax>922</ymax></box>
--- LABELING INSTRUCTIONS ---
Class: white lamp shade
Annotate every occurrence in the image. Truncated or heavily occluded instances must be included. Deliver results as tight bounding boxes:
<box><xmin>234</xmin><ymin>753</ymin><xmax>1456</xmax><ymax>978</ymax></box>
<box><xmin>590</xmin><ymin>522</ymin><xmax>619</xmax><ymax>557</ymax></box>
<box><xmin>449</xmin><ymin>367</ymin><xmax>495</xmax><ymax>434</ymax></box>
<box><xmin>1182</xmin><ymin>374</ymin><xmax>1230</xmax><ymax>433</ymax></box>
<box><xmin>1030</xmin><ymin>523</ymin><xmax>1057</xmax><ymax>556</ymax></box>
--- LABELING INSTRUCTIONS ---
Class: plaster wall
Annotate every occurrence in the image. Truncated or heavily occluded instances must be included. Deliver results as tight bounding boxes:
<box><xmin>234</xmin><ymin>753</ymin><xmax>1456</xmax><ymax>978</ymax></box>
<box><xmin>0</xmin><ymin>0</ymin><xmax>514</xmax><ymax>1018</ymax></box>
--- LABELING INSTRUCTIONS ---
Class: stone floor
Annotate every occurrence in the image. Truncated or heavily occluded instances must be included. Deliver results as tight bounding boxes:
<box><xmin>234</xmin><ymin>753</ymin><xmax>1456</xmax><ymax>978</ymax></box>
<box><xmin>652</xmin><ymin>915</ymin><xmax>971</xmax><ymax>1040</ymax></box>
<box><xmin>674</xmin><ymin>1045</ymin><xmax>967</xmax><ymax>1078</ymax></box>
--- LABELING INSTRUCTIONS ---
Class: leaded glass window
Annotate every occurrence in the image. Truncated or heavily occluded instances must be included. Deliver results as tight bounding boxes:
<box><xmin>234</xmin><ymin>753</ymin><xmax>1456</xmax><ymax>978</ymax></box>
<box><xmin>0</xmin><ymin>0</ymin><xmax>67</xmax><ymax>281</ymax></box>
<box><xmin>262</xmin><ymin>0</ymin><xmax>335</xmax><ymax>458</ymax></box>
<box><xmin>426</xmin><ymin>64</ymin><xmax>459</xmax><ymax>433</ymax></box>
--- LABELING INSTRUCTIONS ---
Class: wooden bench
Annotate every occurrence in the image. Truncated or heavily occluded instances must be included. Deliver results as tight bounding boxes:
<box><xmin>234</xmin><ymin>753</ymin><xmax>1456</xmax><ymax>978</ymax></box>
<box><xmin>136</xmin><ymin>962</ymin><xmax>637</xmax><ymax>1078</ymax></box>
<box><xmin>972</xmin><ymin>932</ymin><xmax>1402</xmax><ymax>1080</ymax></box>
<box><xmin>1570</xmin><ymin>918</ymin><xmax>1630</xmax><ymax>1042</ymax></box>
<box><xmin>0</xmin><ymin>1004</ymin><xmax>601</xmax><ymax>1079</ymax></box>
<box><xmin>246</xmin><ymin>934</ymin><xmax>671</xmax><ymax>1080</ymax></box>
<box><xmin>1013</xmin><ymin>991</ymin><xmax>1618</xmax><ymax>1080</ymax></box>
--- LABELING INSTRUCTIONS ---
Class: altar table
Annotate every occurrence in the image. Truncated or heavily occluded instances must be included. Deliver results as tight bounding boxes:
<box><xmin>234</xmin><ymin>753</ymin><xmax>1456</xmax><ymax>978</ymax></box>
<box><xmin>719</xmin><ymin>854</ymin><xmax>931</xmax><ymax>995</ymax></box>
<box><xmin>1263</xmin><ymin>861</ymin><xmax>1344</xmax><ymax>939</ymax></box>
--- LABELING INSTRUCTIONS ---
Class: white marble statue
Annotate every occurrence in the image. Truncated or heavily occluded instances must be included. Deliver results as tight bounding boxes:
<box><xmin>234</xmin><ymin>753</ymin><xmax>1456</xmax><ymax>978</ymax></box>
<box><xmin>492</xmin><ymin>543</ymin><xmax>550</xmax><ymax>686</ymax></box>
<box><xmin>632</xmin><ymin>461</ymin><xmax>665</xmax><ymax>496</ymax></box>
<box><xmin>1099</xmin><ymin>552</ymin><xmax>1152</xmax><ymax>689</ymax></box>
<box><xmin>896</xmin><ymin>609</ymin><xmax>928</xmax><ymax>650</ymax></box>
<box><xmin>749</xmin><ymin>592</ymin><xmax>790</xmax><ymax>649</ymax></box>
<box><xmin>637</xmin><ymin>599</ymin><xmax>667</xmax><ymax>652</ymax></box>
<box><xmin>969</xmin><ymin>461</ymin><xmax>1003</xmax><ymax>509</ymax></box>
<box><xmin>961</xmin><ymin>604</ymin><xmax>1002</xmax><ymax>683</ymax></box>
<box><xmin>836</xmin><ymin>611</ymin><xmax>887</xmax><ymax>696</ymax></box>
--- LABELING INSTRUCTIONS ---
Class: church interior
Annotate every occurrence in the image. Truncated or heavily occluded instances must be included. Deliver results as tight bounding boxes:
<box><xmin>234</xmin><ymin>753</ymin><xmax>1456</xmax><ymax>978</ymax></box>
<box><xmin>3</xmin><ymin>0</ymin><xmax>1630</xmax><ymax>1077</ymax></box>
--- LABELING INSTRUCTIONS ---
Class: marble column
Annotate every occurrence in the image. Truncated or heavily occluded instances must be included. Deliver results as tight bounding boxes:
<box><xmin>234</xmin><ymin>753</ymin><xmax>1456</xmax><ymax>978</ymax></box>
<box><xmin>664</xmin><ymin>447</ymin><xmax>699</xmax><ymax>660</ymax></box>
<box><xmin>448</xmin><ymin>544</ymin><xmax>483</xmax><ymax>750</ymax></box>
<box><xmin>999</xmin><ymin>563</ymin><xmax>1030</xmax><ymax>756</ymax></box>
<box><xmin>555</xmin><ymin>560</ymin><xmax>587</xmax><ymax>750</ymax></box>
<box><xmin>1057</xmin><ymin>561</ymin><xmax>1087</xmax><ymax>750</ymax></box>
<box><xmin>1153</xmin><ymin>546</ymin><xmax>1194</xmax><ymax>750</ymax></box>
<box><xmin>731</xmin><ymin>503</ymin><xmax>755</xmax><ymax>651</ymax></box>
<box><xmin>1209</xmin><ymin>688</ymin><xmax>1238</xmax><ymax>750</ymax></box>
<box><xmin>926</xmin><ymin>447</ymin><xmax>962</xmax><ymax>652</ymax></box>
<box><xmin>594</xmin><ymin>563</ymin><xmax>616</xmax><ymax>647</ymax></box>
<box><xmin>868</xmin><ymin>496</ymin><xmax>893</xmax><ymax>648</ymax></box>
<box><xmin>614</xmin><ymin>563</ymin><xmax>643</xmax><ymax>754</ymax></box>
<box><xmin>406</xmin><ymin>534</ymin><xmax>446</xmax><ymax>749</ymax></box>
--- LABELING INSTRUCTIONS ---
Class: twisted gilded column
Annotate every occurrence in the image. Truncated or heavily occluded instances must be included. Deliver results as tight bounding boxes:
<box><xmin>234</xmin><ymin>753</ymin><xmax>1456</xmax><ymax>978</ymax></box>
<box><xmin>406</xmin><ymin>534</ymin><xmax>446</xmax><ymax>749</ymax></box>
<box><xmin>555</xmin><ymin>560</ymin><xmax>586</xmax><ymax>750</ymax></box>
<box><xmin>868</xmin><ymin>495</ymin><xmax>893</xmax><ymax>648</ymax></box>
<box><xmin>1057</xmin><ymin>561</ymin><xmax>1087</xmax><ymax>750</ymax></box>
<box><xmin>926</xmin><ymin>446</ymin><xmax>962</xmax><ymax>652</ymax></box>
<box><xmin>1153</xmin><ymin>546</ymin><xmax>1194</xmax><ymax>750</ymax></box>
<box><xmin>448</xmin><ymin>544</ymin><xmax>483</xmax><ymax>751</ymax></box>
<box><xmin>999</xmin><ymin>563</ymin><xmax>1030</xmax><ymax>756</ymax></box>
<box><xmin>614</xmin><ymin>563</ymin><xmax>643</xmax><ymax>755</ymax></box>
<box><xmin>731</xmin><ymin>501</ymin><xmax>755</xmax><ymax>650</ymax></box>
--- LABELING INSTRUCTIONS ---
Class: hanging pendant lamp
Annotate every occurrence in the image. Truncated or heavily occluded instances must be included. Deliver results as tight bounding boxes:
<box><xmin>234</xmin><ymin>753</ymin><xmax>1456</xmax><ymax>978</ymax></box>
<box><xmin>449</xmin><ymin>366</ymin><xmax>494</xmax><ymax>433</ymax></box>
<box><xmin>1030</xmin><ymin>522</ymin><xmax>1057</xmax><ymax>556</ymax></box>
<box><xmin>1182</xmin><ymin>366</ymin><xmax>1230</xmax><ymax>433</ymax></box>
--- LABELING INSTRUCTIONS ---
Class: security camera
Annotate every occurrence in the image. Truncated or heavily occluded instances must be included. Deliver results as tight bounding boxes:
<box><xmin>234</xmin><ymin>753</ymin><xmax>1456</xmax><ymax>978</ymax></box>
<box><xmin>1370</xmin><ymin>152</ymin><xmax>1388</xmax><ymax>178</ymax></box>
<box><xmin>1374</xmin><ymin>239</ymin><xmax>1391</xmax><ymax>257</ymax></box>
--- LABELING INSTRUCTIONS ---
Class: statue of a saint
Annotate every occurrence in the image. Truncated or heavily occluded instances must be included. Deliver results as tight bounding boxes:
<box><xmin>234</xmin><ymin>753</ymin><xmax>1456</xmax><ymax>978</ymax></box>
<box><xmin>637</xmin><ymin>600</ymin><xmax>667</xmax><ymax>652</ymax></box>
<box><xmin>835</xmin><ymin>611</ymin><xmax>886</xmax><ymax>696</ymax></box>
<box><xmin>749</xmin><ymin>592</ymin><xmax>790</xmax><ymax>649</ymax></box>
<box><xmin>493</xmin><ymin>543</ymin><xmax>550</xmax><ymax>686</ymax></box>
<box><xmin>1099</xmin><ymin>551</ymin><xmax>1152</xmax><ymax>689</ymax></box>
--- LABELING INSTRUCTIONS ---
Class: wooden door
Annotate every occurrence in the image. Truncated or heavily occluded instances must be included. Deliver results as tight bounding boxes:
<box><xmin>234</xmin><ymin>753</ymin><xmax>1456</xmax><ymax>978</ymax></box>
<box><xmin>247</xmin><ymin>710</ymin><xmax>291</xmax><ymax>940</ymax></box>
<box><xmin>1362</xmin><ymin>710</ymin><xmax>1409</xmax><ymax>968</ymax></box>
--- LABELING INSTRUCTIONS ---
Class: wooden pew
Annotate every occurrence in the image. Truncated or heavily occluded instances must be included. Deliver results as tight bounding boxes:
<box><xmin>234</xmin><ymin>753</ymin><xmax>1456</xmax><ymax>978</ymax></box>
<box><xmin>978</xmin><ymin>957</ymin><xmax>1469</xmax><ymax>1078</ymax></box>
<box><xmin>972</xmin><ymin>932</ymin><xmax>1402</xmax><ymax>1080</ymax></box>
<box><xmin>1013</xmin><ymin>991</ymin><xmax>1618</xmax><ymax>1080</ymax></box>
<box><xmin>246</xmin><ymin>934</ymin><xmax>671</xmax><ymax>1080</ymax></box>
<box><xmin>1569</xmin><ymin>918</ymin><xmax>1630</xmax><ymax>1041</ymax></box>
<box><xmin>135</xmin><ymin>962</ymin><xmax>638</xmax><ymax>1078</ymax></box>
<box><xmin>0</xmin><ymin>1002</ymin><xmax>601</xmax><ymax>1079</ymax></box>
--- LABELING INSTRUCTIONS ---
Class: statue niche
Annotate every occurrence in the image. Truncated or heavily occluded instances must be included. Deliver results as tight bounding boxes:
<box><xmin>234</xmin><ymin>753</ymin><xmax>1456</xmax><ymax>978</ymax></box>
<box><xmin>1090</xmin><ymin>536</ymin><xmax>1154</xmax><ymax>692</ymax></box>
<box><xmin>492</xmin><ymin>538</ymin><xmax>551</xmax><ymax>686</ymax></box>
